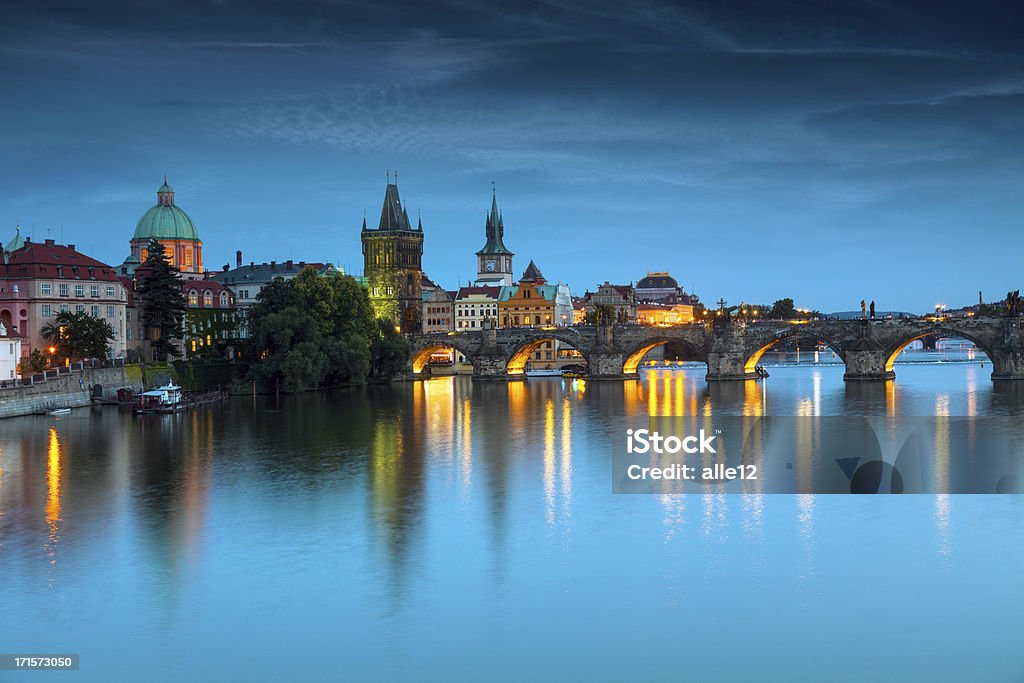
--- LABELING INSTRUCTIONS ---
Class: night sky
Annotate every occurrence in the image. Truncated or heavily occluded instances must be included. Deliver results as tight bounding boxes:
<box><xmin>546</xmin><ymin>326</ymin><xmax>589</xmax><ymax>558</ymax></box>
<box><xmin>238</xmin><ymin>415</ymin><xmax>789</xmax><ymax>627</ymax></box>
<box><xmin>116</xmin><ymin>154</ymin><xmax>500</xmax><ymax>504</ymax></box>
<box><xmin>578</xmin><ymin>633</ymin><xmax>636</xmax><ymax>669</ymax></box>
<box><xmin>1</xmin><ymin>1</ymin><xmax>1021</xmax><ymax>312</ymax></box>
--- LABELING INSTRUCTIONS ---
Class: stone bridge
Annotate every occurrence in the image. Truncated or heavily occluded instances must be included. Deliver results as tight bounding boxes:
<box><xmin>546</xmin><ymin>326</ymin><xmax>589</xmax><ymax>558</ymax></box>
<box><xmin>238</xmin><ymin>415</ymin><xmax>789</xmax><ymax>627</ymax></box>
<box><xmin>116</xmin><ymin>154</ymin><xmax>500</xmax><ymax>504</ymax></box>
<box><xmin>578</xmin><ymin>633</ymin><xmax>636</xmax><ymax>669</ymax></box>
<box><xmin>409</xmin><ymin>316</ymin><xmax>1024</xmax><ymax>382</ymax></box>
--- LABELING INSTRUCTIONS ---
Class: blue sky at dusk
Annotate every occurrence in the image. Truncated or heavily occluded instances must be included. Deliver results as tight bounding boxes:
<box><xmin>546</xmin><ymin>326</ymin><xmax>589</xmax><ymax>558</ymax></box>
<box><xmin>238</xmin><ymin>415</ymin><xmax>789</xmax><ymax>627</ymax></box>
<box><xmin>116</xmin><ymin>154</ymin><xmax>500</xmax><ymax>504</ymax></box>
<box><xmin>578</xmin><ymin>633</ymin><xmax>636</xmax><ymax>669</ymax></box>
<box><xmin>1</xmin><ymin>0</ymin><xmax>1021</xmax><ymax>313</ymax></box>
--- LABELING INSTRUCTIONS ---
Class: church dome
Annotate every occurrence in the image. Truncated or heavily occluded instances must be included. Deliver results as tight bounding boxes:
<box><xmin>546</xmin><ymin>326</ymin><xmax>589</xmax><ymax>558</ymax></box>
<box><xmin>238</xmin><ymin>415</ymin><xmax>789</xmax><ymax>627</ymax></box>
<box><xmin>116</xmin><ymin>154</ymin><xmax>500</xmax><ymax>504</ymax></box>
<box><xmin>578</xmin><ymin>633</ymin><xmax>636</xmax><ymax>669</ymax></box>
<box><xmin>132</xmin><ymin>179</ymin><xmax>200</xmax><ymax>242</ymax></box>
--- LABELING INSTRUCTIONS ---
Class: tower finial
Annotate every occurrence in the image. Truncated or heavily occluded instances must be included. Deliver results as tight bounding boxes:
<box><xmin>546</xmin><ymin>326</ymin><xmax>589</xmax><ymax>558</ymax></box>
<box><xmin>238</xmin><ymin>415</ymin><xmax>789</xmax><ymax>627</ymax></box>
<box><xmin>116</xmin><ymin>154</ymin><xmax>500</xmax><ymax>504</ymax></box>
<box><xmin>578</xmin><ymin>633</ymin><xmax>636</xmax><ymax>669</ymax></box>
<box><xmin>394</xmin><ymin>169</ymin><xmax>398</xmax><ymax>185</ymax></box>
<box><xmin>492</xmin><ymin>180</ymin><xmax>496</xmax><ymax>195</ymax></box>
<box><xmin>387</xmin><ymin>169</ymin><xmax>390</xmax><ymax>183</ymax></box>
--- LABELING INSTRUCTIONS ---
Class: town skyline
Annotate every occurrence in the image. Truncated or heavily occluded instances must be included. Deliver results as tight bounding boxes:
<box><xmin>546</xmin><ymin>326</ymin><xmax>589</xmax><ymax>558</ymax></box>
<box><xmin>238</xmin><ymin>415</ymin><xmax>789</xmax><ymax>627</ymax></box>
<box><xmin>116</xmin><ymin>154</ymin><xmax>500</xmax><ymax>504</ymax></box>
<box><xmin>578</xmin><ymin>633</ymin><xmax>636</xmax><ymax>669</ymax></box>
<box><xmin>3</xmin><ymin>0</ymin><xmax>1022</xmax><ymax>312</ymax></box>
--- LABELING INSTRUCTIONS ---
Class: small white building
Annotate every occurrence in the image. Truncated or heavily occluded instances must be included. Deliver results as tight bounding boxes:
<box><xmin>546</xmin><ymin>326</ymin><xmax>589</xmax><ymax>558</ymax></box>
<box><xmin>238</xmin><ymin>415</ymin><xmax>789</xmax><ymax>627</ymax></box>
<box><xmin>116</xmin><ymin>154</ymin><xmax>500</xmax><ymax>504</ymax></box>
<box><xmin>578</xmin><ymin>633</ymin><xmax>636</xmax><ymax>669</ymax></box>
<box><xmin>0</xmin><ymin>321</ymin><xmax>22</xmax><ymax>381</ymax></box>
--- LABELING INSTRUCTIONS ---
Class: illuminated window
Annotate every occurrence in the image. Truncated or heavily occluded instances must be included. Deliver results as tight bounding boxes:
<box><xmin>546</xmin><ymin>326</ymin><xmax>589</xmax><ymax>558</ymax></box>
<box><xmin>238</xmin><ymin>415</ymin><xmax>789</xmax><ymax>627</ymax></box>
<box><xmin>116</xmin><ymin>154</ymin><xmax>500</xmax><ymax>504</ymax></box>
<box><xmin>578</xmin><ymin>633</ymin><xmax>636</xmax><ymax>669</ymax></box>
<box><xmin>188</xmin><ymin>291</ymin><xmax>198</xmax><ymax>306</ymax></box>
<box><xmin>203</xmin><ymin>291</ymin><xmax>212</xmax><ymax>306</ymax></box>
<box><xmin>184</xmin><ymin>249</ymin><xmax>193</xmax><ymax>267</ymax></box>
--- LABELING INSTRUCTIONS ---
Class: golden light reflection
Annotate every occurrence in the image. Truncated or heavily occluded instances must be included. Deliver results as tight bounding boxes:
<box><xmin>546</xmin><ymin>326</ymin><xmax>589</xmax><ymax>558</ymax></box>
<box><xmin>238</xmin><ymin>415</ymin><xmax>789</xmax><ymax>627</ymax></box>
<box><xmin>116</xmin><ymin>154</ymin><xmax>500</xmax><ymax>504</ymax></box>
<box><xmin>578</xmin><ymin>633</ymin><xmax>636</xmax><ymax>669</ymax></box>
<box><xmin>459</xmin><ymin>398</ymin><xmax>472</xmax><ymax>491</ymax></box>
<box><xmin>560</xmin><ymin>397</ymin><xmax>572</xmax><ymax>512</ymax></box>
<box><xmin>45</xmin><ymin>427</ymin><xmax>63</xmax><ymax>564</ymax></box>
<box><xmin>543</xmin><ymin>398</ymin><xmax>555</xmax><ymax>525</ymax></box>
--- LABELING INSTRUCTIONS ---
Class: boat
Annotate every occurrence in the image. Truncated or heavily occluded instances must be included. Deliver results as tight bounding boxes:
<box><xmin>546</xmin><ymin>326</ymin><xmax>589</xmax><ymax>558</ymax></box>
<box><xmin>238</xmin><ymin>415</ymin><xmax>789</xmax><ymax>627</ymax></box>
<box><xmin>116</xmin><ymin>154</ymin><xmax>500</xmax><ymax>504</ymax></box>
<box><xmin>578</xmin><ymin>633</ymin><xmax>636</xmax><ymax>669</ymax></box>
<box><xmin>561</xmin><ymin>364</ymin><xmax>588</xmax><ymax>379</ymax></box>
<box><xmin>48</xmin><ymin>407</ymin><xmax>72</xmax><ymax>416</ymax></box>
<box><xmin>134</xmin><ymin>383</ymin><xmax>184</xmax><ymax>414</ymax></box>
<box><xmin>525</xmin><ymin>368</ymin><xmax>563</xmax><ymax>377</ymax></box>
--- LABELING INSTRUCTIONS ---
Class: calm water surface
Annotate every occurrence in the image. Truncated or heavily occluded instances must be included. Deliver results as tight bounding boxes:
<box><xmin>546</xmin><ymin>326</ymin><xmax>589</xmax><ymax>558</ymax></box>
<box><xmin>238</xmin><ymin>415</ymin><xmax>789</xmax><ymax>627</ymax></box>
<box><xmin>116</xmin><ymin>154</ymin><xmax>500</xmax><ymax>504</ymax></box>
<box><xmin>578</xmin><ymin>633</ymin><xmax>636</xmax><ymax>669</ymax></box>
<box><xmin>2</xmin><ymin>358</ymin><xmax>1024</xmax><ymax>681</ymax></box>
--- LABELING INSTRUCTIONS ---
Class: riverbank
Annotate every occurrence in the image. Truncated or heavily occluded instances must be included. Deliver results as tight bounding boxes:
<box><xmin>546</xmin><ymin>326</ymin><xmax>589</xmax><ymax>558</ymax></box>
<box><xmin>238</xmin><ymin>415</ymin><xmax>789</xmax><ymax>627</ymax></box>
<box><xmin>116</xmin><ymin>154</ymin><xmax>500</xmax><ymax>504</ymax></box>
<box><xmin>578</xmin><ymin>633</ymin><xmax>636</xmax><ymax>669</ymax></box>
<box><xmin>0</xmin><ymin>365</ymin><xmax>142</xmax><ymax>419</ymax></box>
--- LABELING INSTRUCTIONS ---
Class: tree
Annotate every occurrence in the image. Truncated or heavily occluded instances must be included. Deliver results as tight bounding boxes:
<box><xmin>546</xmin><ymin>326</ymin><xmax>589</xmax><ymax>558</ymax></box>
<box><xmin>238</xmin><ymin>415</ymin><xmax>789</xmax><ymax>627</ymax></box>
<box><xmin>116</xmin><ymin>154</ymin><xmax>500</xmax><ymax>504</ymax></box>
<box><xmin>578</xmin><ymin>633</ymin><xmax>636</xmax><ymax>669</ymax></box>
<box><xmin>248</xmin><ymin>271</ymin><xmax>387</xmax><ymax>391</ymax></box>
<box><xmin>586</xmin><ymin>303</ymin><xmax>618</xmax><ymax>325</ymax></box>
<box><xmin>768</xmin><ymin>298</ymin><xmax>797</xmax><ymax>320</ymax></box>
<box><xmin>136</xmin><ymin>237</ymin><xmax>186</xmax><ymax>360</ymax></box>
<box><xmin>371</xmin><ymin>319</ymin><xmax>410</xmax><ymax>380</ymax></box>
<box><xmin>40</xmin><ymin>311</ymin><xmax>114</xmax><ymax>362</ymax></box>
<box><xmin>17</xmin><ymin>348</ymin><xmax>49</xmax><ymax>375</ymax></box>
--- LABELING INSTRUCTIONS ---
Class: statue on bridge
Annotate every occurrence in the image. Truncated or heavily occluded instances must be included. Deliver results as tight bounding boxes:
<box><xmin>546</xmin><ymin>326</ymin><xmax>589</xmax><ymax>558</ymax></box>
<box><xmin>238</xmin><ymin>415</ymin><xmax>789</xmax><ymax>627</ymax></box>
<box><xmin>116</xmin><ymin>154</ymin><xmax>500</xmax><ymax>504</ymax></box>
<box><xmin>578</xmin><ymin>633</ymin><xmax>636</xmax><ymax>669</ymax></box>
<box><xmin>869</xmin><ymin>300</ymin><xmax>875</xmax><ymax>319</ymax></box>
<box><xmin>860</xmin><ymin>300</ymin><xmax>867</xmax><ymax>319</ymax></box>
<box><xmin>1005</xmin><ymin>290</ymin><xmax>1021</xmax><ymax>316</ymax></box>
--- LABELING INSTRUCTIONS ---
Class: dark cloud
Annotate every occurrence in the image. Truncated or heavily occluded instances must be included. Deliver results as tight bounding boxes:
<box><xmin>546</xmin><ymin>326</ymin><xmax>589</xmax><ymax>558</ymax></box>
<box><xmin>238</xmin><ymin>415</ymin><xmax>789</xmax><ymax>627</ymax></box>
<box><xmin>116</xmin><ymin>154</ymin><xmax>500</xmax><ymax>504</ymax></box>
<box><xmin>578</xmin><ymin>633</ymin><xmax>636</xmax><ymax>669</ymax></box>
<box><xmin>0</xmin><ymin>0</ymin><xmax>1021</xmax><ymax>310</ymax></box>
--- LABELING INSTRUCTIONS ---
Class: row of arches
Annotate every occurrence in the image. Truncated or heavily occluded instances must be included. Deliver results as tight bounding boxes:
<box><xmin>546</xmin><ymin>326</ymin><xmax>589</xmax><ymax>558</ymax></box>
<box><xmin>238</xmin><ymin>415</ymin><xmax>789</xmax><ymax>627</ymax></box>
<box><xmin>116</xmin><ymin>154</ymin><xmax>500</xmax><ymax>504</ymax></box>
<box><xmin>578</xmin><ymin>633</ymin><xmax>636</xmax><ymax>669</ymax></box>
<box><xmin>413</xmin><ymin>327</ymin><xmax>998</xmax><ymax>380</ymax></box>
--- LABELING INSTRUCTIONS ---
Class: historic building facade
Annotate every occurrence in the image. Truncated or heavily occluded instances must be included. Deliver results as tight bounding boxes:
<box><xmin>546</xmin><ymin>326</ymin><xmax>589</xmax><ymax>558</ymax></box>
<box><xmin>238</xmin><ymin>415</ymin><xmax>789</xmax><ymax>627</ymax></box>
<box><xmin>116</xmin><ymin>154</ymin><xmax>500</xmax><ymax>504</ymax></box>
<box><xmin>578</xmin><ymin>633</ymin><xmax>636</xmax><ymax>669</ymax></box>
<box><xmin>0</xmin><ymin>321</ymin><xmax>22</xmax><ymax>381</ymax></box>
<box><xmin>474</xmin><ymin>190</ymin><xmax>514</xmax><ymax>286</ymax></box>
<box><xmin>497</xmin><ymin>261</ymin><xmax>572</xmax><ymax>328</ymax></box>
<box><xmin>421</xmin><ymin>275</ymin><xmax>454</xmax><ymax>334</ymax></box>
<box><xmin>182</xmin><ymin>279</ymin><xmax>238</xmax><ymax>358</ymax></box>
<box><xmin>361</xmin><ymin>178</ymin><xmax>424</xmax><ymax>333</ymax></box>
<box><xmin>1</xmin><ymin>236</ymin><xmax>127</xmax><ymax>360</ymax></box>
<box><xmin>122</xmin><ymin>178</ymin><xmax>204</xmax><ymax>279</ymax></box>
<box><xmin>583</xmin><ymin>282</ymin><xmax>637</xmax><ymax>323</ymax></box>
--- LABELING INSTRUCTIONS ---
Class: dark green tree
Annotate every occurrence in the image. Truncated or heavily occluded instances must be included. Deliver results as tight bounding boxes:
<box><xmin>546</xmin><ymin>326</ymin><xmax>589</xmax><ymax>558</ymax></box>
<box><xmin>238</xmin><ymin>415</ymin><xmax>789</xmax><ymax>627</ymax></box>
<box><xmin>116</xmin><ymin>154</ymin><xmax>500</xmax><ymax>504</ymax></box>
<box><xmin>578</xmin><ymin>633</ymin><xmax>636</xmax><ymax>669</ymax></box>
<box><xmin>40</xmin><ymin>311</ymin><xmax>114</xmax><ymax>362</ymax></box>
<box><xmin>768</xmin><ymin>298</ymin><xmax>798</xmax><ymax>320</ymax></box>
<box><xmin>248</xmin><ymin>271</ymin><xmax>387</xmax><ymax>391</ymax></box>
<box><xmin>17</xmin><ymin>348</ymin><xmax>50</xmax><ymax>375</ymax></box>
<box><xmin>371</xmin><ymin>319</ymin><xmax>410</xmax><ymax>380</ymax></box>
<box><xmin>136</xmin><ymin>237</ymin><xmax>186</xmax><ymax>360</ymax></box>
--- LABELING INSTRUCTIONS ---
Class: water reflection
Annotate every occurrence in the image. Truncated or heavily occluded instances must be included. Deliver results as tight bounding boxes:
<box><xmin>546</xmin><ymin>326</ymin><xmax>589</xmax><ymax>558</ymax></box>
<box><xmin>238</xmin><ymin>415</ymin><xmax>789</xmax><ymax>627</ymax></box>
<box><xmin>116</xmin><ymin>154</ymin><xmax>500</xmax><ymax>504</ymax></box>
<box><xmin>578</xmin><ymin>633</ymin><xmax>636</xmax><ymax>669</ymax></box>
<box><xmin>1</xmin><ymin>363</ymin><xmax>1024</xmax><ymax>680</ymax></box>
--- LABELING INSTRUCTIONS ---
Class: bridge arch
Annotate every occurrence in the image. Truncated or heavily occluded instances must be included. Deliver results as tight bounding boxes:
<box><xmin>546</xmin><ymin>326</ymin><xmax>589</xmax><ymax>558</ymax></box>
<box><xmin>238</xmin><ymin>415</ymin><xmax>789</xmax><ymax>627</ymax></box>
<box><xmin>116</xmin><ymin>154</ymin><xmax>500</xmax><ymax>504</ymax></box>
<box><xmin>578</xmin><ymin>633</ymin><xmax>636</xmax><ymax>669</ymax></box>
<box><xmin>411</xmin><ymin>337</ymin><xmax>479</xmax><ymax>374</ymax></box>
<box><xmin>743</xmin><ymin>327</ymin><xmax>846</xmax><ymax>374</ymax></box>
<box><xmin>623</xmin><ymin>337</ymin><xmax>707</xmax><ymax>375</ymax></box>
<box><xmin>505</xmin><ymin>331</ymin><xmax>590</xmax><ymax>376</ymax></box>
<box><xmin>883</xmin><ymin>326</ymin><xmax>996</xmax><ymax>373</ymax></box>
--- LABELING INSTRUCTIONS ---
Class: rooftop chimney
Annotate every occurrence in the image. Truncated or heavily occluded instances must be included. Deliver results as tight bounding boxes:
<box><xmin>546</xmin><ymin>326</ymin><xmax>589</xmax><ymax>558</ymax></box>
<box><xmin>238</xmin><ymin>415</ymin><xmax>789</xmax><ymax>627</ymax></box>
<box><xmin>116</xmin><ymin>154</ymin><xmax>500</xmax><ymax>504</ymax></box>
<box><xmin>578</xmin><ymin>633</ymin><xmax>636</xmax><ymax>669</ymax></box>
<box><xmin>68</xmin><ymin>244</ymin><xmax>76</xmax><ymax>251</ymax></box>
<box><xmin>250</xmin><ymin>261</ymin><xmax>254</xmax><ymax>271</ymax></box>
<box><xmin>271</xmin><ymin>260</ymin><xmax>277</xmax><ymax>271</ymax></box>
<box><xmin>236</xmin><ymin>250</ymin><xmax>242</xmax><ymax>267</ymax></box>
<box><xmin>223</xmin><ymin>264</ymin><xmax>229</xmax><ymax>272</ymax></box>
<box><xmin>286</xmin><ymin>259</ymin><xmax>293</xmax><ymax>269</ymax></box>
<box><xmin>45</xmin><ymin>238</ymin><xmax>55</xmax><ymax>246</ymax></box>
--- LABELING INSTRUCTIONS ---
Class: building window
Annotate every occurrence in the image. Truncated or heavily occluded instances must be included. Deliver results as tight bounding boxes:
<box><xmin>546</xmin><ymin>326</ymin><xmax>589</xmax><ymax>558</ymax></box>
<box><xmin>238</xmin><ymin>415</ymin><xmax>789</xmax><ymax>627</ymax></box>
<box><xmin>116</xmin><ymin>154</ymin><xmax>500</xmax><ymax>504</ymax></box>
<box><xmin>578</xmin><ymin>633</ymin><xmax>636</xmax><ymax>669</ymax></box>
<box><xmin>106</xmin><ymin>285</ymin><xmax>115</xmax><ymax>297</ymax></box>
<box><xmin>220</xmin><ymin>292</ymin><xmax>228</xmax><ymax>307</ymax></box>
<box><xmin>41</xmin><ymin>304</ymin><xmax>51</xmax><ymax>317</ymax></box>
<box><xmin>185</xmin><ymin>249</ymin><xmax>193</xmax><ymax>267</ymax></box>
<box><xmin>203</xmin><ymin>291</ymin><xmax>213</xmax><ymax>306</ymax></box>
<box><xmin>75</xmin><ymin>305</ymin><xmax>84</xmax><ymax>313</ymax></box>
<box><xmin>60</xmin><ymin>304</ymin><xmax>69</xmax><ymax>313</ymax></box>
<box><xmin>189</xmin><ymin>291</ymin><xmax>198</xmax><ymax>306</ymax></box>
<box><xmin>90</xmin><ymin>305</ymin><xmax>100</xmax><ymax>317</ymax></box>
<box><xmin>59</xmin><ymin>283</ymin><xmax>69</xmax><ymax>297</ymax></box>
<box><xmin>74</xmin><ymin>284</ymin><xmax>85</xmax><ymax>297</ymax></box>
<box><xmin>90</xmin><ymin>285</ymin><xmax>100</xmax><ymax>297</ymax></box>
<box><xmin>40</xmin><ymin>283</ymin><xmax>52</xmax><ymax>296</ymax></box>
<box><xmin>107</xmin><ymin>306</ymin><xmax>115</xmax><ymax>318</ymax></box>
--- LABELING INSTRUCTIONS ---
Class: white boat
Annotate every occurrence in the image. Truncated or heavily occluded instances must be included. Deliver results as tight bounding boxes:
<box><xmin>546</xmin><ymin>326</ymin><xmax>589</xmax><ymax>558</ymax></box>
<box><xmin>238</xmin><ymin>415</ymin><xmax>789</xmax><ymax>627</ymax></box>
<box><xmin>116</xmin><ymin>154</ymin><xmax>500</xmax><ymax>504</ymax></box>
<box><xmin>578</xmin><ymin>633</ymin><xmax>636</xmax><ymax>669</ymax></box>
<box><xmin>48</xmin><ymin>407</ymin><xmax>72</xmax><ymax>416</ymax></box>
<box><xmin>135</xmin><ymin>383</ymin><xmax>184</xmax><ymax>414</ymax></box>
<box><xmin>525</xmin><ymin>368</ymin><xmax>563</xmax><ymax>377</ymax></box>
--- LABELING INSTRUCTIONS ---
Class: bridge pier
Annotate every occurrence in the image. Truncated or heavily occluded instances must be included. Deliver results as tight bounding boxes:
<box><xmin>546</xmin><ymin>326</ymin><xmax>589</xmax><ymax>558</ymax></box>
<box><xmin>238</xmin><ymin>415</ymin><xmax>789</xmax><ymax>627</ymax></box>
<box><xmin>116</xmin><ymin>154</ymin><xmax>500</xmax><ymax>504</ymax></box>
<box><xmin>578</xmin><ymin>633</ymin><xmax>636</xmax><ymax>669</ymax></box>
<box><xmin>990</xmin><ymin>350</ymin><xmax>1024</xmax><ymax>380</ymax></box>
<box><xmin>842</xmin><ymin>348</ymin><xmax>894</xmax><ymax>381</ymax></box>
<box><xmin>586</xmin><ymin>352</ymin><xmax>632</xmax><ymax>381</ymax></box>
<box><xmin>705</xmin><ymin>352</ymin><xmax>759</xmax><ymax>381</ymax></box>
<box><xmin>472</xmin><ymin>353</ymin><xmax>523</xmax><ymax>381</ymax></box>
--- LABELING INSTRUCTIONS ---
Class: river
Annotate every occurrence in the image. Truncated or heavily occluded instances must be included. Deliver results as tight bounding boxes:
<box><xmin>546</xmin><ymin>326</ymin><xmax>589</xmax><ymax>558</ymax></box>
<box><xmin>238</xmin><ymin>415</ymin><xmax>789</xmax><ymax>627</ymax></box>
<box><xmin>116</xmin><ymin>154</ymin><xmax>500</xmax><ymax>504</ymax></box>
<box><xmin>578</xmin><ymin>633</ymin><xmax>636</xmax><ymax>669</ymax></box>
<box><xmin>2</xmin><ymin>356</ymin><xmax>1023</xmax><ymax>681</ymax></box>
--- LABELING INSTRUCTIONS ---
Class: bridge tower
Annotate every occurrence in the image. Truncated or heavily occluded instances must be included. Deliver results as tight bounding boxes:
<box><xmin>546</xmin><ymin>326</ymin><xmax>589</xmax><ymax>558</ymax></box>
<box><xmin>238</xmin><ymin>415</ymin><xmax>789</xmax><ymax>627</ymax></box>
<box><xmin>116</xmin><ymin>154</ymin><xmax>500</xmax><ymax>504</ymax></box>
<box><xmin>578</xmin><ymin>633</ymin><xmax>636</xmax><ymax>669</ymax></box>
<box><xmin>361</xmin><ymin>174</ymin><xmax>424</xmax><ymax>333</ymax></box>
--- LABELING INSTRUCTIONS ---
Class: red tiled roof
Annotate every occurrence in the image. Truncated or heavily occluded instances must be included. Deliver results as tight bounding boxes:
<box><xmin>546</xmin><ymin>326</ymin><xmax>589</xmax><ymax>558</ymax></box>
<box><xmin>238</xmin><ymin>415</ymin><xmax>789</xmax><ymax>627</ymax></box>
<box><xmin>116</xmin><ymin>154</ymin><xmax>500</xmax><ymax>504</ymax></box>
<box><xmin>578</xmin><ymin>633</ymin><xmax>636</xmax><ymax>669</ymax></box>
<box><xmin>456</xmin><ymin>286</ymin><xmax>501</xmax><ymax>299</ymax></box>
<box><xmin>1</xmin><ymin>239</ymin><xmax>119</xmax><ymax>281</ymax></box>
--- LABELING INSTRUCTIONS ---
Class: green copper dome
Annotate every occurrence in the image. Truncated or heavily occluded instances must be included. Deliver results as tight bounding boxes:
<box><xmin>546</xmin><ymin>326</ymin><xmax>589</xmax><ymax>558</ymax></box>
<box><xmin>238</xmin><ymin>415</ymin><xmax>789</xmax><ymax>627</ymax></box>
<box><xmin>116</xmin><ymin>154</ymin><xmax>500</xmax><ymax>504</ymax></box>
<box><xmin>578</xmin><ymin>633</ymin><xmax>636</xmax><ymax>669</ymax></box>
<box><xmin>132</xmin><ymin>179</ymin><xmax>200</xmax><ymax>241</ymax></box>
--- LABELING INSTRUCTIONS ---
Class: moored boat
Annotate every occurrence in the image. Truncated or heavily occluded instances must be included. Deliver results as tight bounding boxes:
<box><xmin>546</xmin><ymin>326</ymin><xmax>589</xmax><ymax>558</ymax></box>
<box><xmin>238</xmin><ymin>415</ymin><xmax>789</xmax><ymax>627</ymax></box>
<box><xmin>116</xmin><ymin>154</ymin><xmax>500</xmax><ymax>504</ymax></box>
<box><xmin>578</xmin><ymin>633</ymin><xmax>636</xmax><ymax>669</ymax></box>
<box><xmin>134</xmin><ymin>383</ymin><xmax>184</xmax><ymax>415</ymax></box>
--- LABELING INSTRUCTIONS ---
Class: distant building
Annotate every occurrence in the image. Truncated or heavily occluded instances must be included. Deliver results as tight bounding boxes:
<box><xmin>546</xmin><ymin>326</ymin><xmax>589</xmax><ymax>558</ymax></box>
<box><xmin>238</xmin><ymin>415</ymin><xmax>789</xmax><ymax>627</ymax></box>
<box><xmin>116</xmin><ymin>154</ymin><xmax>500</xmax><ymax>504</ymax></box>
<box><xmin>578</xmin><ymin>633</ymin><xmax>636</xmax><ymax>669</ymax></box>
<box><xmin>498</xmin><ymin>261</ymin><xmax>572</xmax><ymax>328</ymax></box>
<box><xmin>637</xmin><ymin>301</ymin><xmax>694</xmax><ymax>326</ymax></box>
<box><xmin>1</xmin><ymin>235</ymin><xmax>127</xmax><ymax>359</ymax></box>
<box><xmin>474</xmin><ymin>189</ymin><xmax>514</xmax><ymax>287</ymax></box>
<box><xmin>361</xmin><ymin>177</ymin><xmax>424</xmax><ymax>333</ymax></box>
<box><xmin>455</xmin><ymin>285</ymin><xmax>500</xmax><ymax>331</ymax></box>
<box><xmin>421</xmin><ymin>274</ymin><xmax>454</xmax><ymax>334</ymax></box>
<box><xmin>121</xmin><ymin>178</ymin><xmax>204</xmax><ymax>279</ymax></box>
<box><xmin>182</xmin><ymin>279</ymin><xmax>238</xmax><ymax>358</ymax></box>
<box><xmin>572</xmin><ymin>297</ymin><xmax>587</xmax><ymax>324</ymax></box>
<box><xmin>0</xmin><ymin>321</ymin><xmax>22</xmax><ymax>381</ymax></box>
<box><xmin>209</xmin><ymin>255</ymin><xmax>341</xmax><ymax>338</ymax></box>
<box><xmin>583</xmin><ymin>282</ymin><xmax>637</xmax><ymax>323</ymax></box>
<box><xmin>635</xmin><ymin>272</ymin><xmax>699</xmax><ymax>306</ymax></box>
